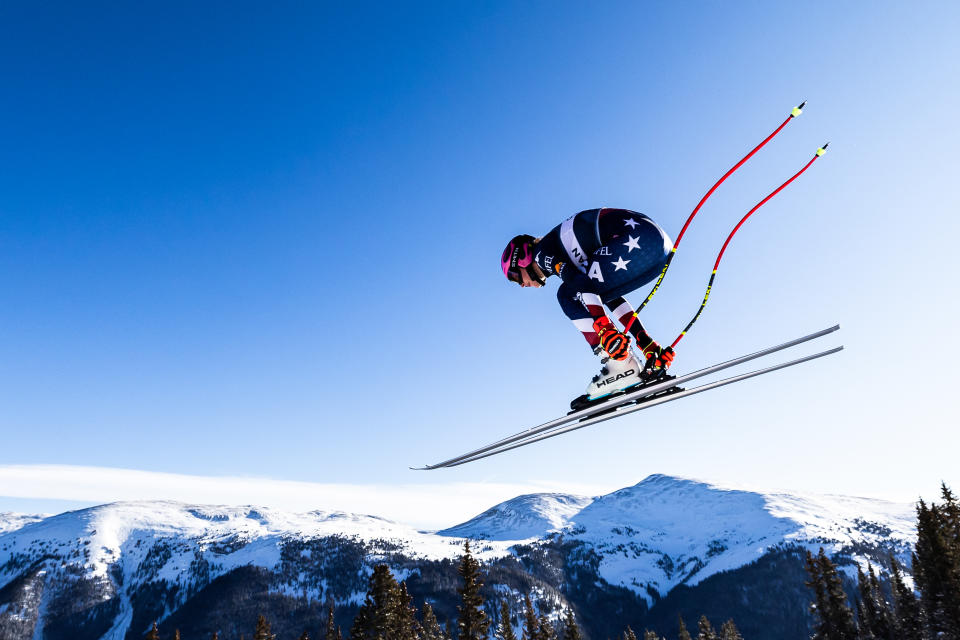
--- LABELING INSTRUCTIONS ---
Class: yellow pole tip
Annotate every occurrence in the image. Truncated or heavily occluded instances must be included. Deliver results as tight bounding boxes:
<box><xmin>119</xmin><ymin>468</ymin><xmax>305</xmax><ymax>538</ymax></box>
<box><xmin>791</xmin><ymin>106</ymin><xmax>803</xmax><ymax>117</ymax></box>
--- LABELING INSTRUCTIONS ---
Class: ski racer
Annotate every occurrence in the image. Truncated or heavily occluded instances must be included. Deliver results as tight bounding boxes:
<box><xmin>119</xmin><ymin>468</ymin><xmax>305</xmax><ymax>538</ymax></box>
<box><xmin>501</xmin><ymin>208</ymin><xmax>675</xmax><ymax>404</ymax></box>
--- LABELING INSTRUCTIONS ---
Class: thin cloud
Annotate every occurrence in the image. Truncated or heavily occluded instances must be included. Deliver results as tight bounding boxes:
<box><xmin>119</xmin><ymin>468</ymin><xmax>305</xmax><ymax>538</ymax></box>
<box><xmin>0</xmin><ymin>464</ymin><xmax>613</xmax><ymax>529</ymax></box>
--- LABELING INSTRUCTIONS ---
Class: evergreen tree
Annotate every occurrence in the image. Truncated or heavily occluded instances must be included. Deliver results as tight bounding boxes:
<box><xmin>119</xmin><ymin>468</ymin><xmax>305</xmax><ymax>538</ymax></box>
<box><xmin>643</xmin><ymin>631</ymin><xmax>661</xmax><ymax>640</ymax></box>
<box><xmin>939</xmin><ymin>483</ymin><xmax>960</xmax><ymax>639</ymax></box>
<box><xmin>889</xmin><ymin>556</ymin><xmax>926</xmax><ymax>640</ymax></box>
<box><xmin>173</xmin><ymin>630</ymin><xmax>181</xmax><ymax>640</ymax></box>
<box><xmin>622</xmin><ymin>627</ymin><xmax>637</xmax><ymax>640</ymax></box>
<box><xmin>536</xmin><ymin>613</ymin><xmax>556</xmax><ymax>640</ymax></box>
<box><xmin>298</xmin><ymin>632</ymin><xmax>310</xmax><ymax>640</ymax></box>
<box><xmin>145</xmin><ymin>621</ymin><xmax>160</xmax><ymax>640</ymax></box>
<box><xmin>211</xmin><ymin>633</ymin><xmax>219</xmax><ymax>640</ymax></box>
<box><xmin>855</xmin><ymin>564</ymin><xmax>896</xmax><ymax>640</ymax></box>
<box><xmin>397</xmin><ymin>582</ymin><xmax>422</xmax><ymax>640</ymax></box>
<box><xmin>695</xmin><ymin>616</ymin><xmax>718</xmax><ymax>640</ymax></box>
<box><xmin>325</xmin><ymin>603</ymin><xmax>337</xmax><ymax>640</ymax></box>
<box><xmin>495</xmin><ymin>601</ymin><xmax>518</xmax><ymax>640</ymax></box>
<box><xmin>254</xmin><ymin>615</ymin><xmax>275</xmax><ymax>640</ymax></box>
<box><xmin>456</xmin><ymin>541</ymin><xmax>490</xmax><ymax>640</ymax></box>
<box><xmin>350</xmin><ymin>564</ymin><xmax>412</xmax><ymax>640</ymax></box>
<box><xmin>522</xmin><ymin>596</ymin><xmax>539</xmax><ymax>640</ymax></box>
<box><xmin>423</xmin><ymin>602</ymin><xmax>448</xmax><ymax>640</ymax></box>
<box><xmin>940</xmin><ymin>483</ymin><xmax>960</xmax><ymax>546</ymax></box>
<box><xmin>804</xmin><ymin>548</ymin><xmax>858</xmax><ymax>640</ymax></box>
<box><xmin>677</xmin><ymin>616</ymin><xmax>692</xmax><ymax>640</ymax></box>
<box><xmin>854</xmin><ymin>599</ymin><xmax>869</xmax><ymax>640</ymax></box>
<box><xmin>560</xmin><ymin>609</ymin><xmax>581</xmax><ymax>640</ymax></box>
<box><xmin>719</xmin><ymin>620</ymin><xmax>743</xmax><ymax>640</ymax></box>
<box><xmin>855</xmin><ymin>566</ymin><xmax>877</xmax><ymax>640</ymax></box>
<box><xmin>914</xmin><ymin>492</ymin><xmax>960</xmax><ymax>639</ymax></box>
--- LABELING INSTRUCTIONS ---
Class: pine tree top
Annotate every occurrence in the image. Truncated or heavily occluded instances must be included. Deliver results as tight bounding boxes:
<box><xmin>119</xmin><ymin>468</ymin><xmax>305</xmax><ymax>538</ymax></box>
<box><xmin>561</xmin><ymin>609</ymin><xmax>582</xmax><ymax>640</ymax></box>
<box><xmin>456</xmin><ymin>542</ymin><xmax>490</xmax><ymax>640</ymax></box>
<box><xmin>497</xmin><ymin>601</ymin><xmax>519</xmax><ymax>640</ymax></box>
<box><xmin>254</xmin><ymin>615</ymin><xmax>275</xmax><ymax>640</ymax></box>
<box><xmin>423</xmin><ymin>601</ymin><xmax>448</xmax><ymax>640</ymax></box>
<box><xmin>719</xmin><ymin>620</ymin><xmax>743</xmax><ymax>640</ymax></box>
<box><xmin>522</xmin><ymin>595</ymin><xmax>539</xmax><ymax>640</ymax></box>
<box><xmin>696</xmin><ymin>616</ymin><xmax>719</xmax><ymax>640</ymax></box>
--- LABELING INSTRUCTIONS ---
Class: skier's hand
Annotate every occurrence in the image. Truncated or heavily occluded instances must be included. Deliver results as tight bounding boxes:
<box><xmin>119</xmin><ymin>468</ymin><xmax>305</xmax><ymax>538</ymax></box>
<box><xmin>655</xmin><ymin>346</ymin><xmax>675</xmax><ymax>370</ymax></box>
<box><xmin>592</xmin><ymin>316</ymin><xmax>631</xmax><ymax>361</ymax></box>
<box><xmin>643</xmin><ymin>345</ymin><xmax>675</xmax><ymax>377</ymax></box>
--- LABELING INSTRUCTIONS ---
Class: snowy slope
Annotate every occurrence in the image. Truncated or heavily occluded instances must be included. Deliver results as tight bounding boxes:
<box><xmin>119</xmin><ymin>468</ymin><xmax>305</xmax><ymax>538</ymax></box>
<box><xmin>427</xmin><ymin>475</ymin><xmax>915</xmax><ymax>604</ymax></box>
<box><xmin>0</xmin><ymin>512</ymin><xmax>46</xmax><ymax>535</ymax></box>
<box><xmin>0</xmin><ymin>502</ymin><xmax>513</xmax><ymax>640</ymax></box>
<box><xmin>0</xmin><ymin>475</ymin><xmax>917</xmax><ymax>639</ymax></box>
<box><xmin>437</xmin><ymin>493</ymin><xmax>593</xmax><ymax>540</ymax></box>
<box><xmin>0</xmin><ymin>500</ymin><xmax>512</xmax><ymax>585</ymax></box>
<box><xmin>558</xmin><ymin>474</ymin><xmax>915</xmax><ymax>601</ymax></box>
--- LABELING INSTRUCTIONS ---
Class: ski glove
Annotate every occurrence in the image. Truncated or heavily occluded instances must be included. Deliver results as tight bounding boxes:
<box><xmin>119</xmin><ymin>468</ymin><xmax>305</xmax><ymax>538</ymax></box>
<box><xmin>592</xmin><ymin>316</ymin><xmax>631</xmax><ymax>361</ymax></box>
<box><xmin>643</xmin><ymin>346</ymin><xmax>675</xmax><ymax>373</ymax></box>
<box><xmin>655</xmin><ymin>346</ymin><xmax>675</xmax><ymax>369</ymax></box>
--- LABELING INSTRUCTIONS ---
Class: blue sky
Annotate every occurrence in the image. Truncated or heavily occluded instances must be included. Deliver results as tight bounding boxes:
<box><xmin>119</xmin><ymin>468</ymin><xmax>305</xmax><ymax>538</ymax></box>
<box><xmin>2</xmin><ymin>2</ymin><xmax>958</xmax><ymax>520</ymax></box>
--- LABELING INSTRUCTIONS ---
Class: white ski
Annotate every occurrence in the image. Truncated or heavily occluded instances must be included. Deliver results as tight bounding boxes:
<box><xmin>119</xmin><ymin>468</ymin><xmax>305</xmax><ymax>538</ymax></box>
<box><xmin>414</xmin><ymin>325</ymin><xmax>841</xmax><ymax>470</ymax></box>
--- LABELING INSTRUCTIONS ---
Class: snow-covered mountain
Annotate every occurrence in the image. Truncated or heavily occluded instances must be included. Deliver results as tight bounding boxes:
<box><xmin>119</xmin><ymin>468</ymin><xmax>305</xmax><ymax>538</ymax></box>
<box><xmin>0</xmin><ymin>513</ymin><xmax>45</xmax><ymax>536</ymax></box>
<box><xmin>437</xmin><ymin>493</ymin><xmax>593</xmax><ymax>540</ymax></box>
<box><xmin>0</xmin><ymin>475</ymin><xmax>917</xmax><ymax>640</ymax></box>
<box><xmin>437</xmin><ymin>475</ymin><xmax>915</xmax><ymax>596</ymax></box>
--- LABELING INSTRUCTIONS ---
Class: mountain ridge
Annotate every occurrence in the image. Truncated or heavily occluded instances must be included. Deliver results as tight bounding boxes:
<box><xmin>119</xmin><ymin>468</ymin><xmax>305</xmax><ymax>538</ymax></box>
<box><xmin>0</xmin><ymin>474</ymin><xmax>918</xmax><ymax>640</ymax></box>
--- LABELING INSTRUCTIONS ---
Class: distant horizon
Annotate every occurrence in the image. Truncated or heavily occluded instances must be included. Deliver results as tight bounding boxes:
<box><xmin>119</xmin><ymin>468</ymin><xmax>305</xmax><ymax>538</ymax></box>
<box><xmin>0</xmin><ymin>465</ymin><xmax>931</xmax><ymax>530</ymax></box>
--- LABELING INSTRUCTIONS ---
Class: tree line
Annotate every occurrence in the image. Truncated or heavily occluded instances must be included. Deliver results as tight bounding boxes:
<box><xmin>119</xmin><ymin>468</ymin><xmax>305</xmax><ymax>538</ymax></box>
<box><xmin>805</xmin><ymin>482</ymin><xmax>960</xmax><ymax>640</ymax></box>
<box><xmin>145</xmin><ymin>540</ymin><xmax>741</xmax><ymax>640</ymax></box>
<box><xmin>143</xmin><ymin>483</ymin><xmax>960</xmax><ymax>640</ymax></box>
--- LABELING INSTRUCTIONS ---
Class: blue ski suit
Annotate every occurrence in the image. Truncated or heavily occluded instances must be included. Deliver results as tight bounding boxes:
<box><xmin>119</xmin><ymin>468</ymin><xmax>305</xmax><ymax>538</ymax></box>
<box><xmin>533</xmin><ymin>208</ymin><xmax>672</xmax><ymax>354</ymax></box>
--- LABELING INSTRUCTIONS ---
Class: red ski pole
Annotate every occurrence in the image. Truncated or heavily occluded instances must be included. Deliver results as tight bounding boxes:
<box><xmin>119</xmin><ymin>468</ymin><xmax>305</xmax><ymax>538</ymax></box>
<box><xmin>624</xmin><ymin>101</ymin><xmax>806</xmax><ymax>335</ymax></box>
<box><xmin>670</xmin><ymin>143</ymin><xmax>830</xmax><ymax>349</ymax></box>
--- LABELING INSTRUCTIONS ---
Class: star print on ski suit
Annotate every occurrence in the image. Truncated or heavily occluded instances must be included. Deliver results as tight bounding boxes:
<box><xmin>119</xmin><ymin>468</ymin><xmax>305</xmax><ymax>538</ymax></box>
<box><xmin>533</xmin><ymin>208</ymin><xmax>672</xmax><ymax>353</ymax></box>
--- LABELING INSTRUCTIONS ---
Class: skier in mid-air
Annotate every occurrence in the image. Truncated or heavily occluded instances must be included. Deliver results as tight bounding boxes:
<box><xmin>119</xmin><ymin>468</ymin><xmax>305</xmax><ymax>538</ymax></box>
<box><xmin>416</xmin><ymin>103</ymin><xmax>834</xmax><ymax>469</ymax></box>
<box><xmin>501</xmin><ymin>208</ymin><xmax>675</xmax><ymax>405</ymax></box>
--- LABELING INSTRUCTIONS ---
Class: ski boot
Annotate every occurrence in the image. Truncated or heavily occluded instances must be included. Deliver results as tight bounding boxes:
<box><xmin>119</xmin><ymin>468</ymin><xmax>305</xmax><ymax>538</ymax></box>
<box><xmin>569</xmin><ymin>348</ymin><xmax>645</xmax><ymax>412</ymax></box>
